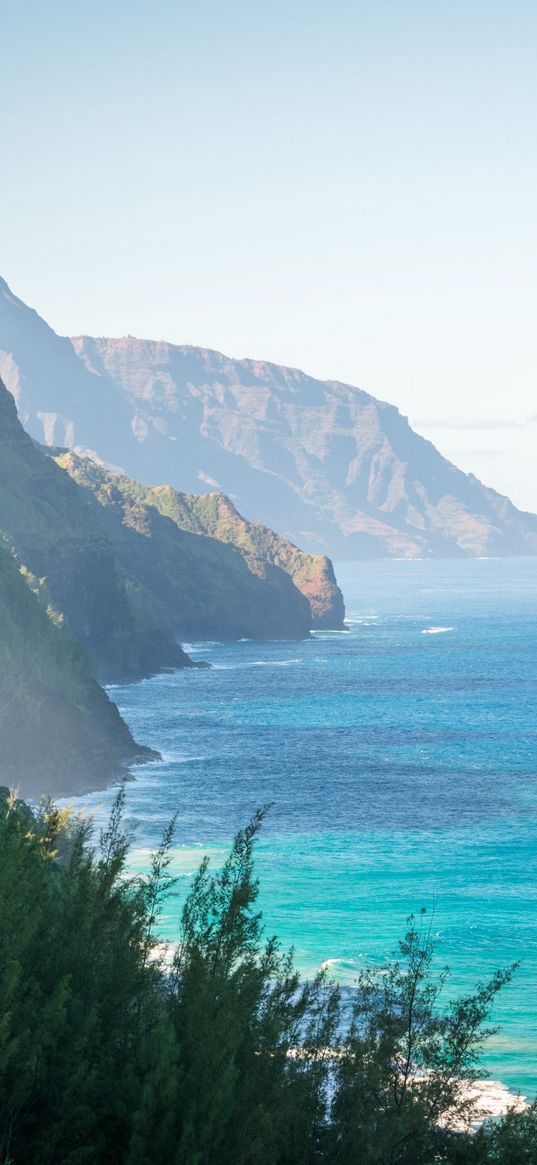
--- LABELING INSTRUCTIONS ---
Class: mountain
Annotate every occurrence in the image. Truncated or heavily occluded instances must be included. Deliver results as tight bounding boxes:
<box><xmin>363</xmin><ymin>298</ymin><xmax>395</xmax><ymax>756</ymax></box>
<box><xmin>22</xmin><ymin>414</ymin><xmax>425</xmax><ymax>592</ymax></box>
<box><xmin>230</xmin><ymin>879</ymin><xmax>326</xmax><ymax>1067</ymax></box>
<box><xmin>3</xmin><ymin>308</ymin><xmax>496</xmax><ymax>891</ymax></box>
<box><xmin>0</xmin><ymin>377</ymin><xmax>189</xmax><ymax>682</ymax></box>
<box><xmin>0</xmin><ymin>276</ymin><xmax>146</xmax><ymax>473</ymax></box>
<box><xmin>0</xmin><ymin>370</ymin><xmax>339</xmax><ymax>798</ymax></box>
<box><xmin>0</xmin><ymin>373</ymin><xmax>336</xmax><ymax>684</ymax></box>
<box><xmin>2</xmin><ymin>275</ymin><xmax>537</xmax><ymax>559</ymax></box>
<box><xmin>72</xmin><ymin>336</ymin><xmax>537</xmax><ymax>559</ymax></box>
<box><xmin>0</xmin><ymin>373</ymin><xmax>335</xmax><ymax>798</ymax></box>
<box><xmin>55</xmin><ymin>453</ymin><xmax>343</xmax><ymax>633</ymax></box>
<box><xmin>53</xmin><ymin>452</ymin><xmax>316</xmax><ymax>641</ymax></box>
<box><xmin>131</xmin><ymin>488</ymin><xmax>344</xmax><ymax>629</ymax></box>
<box><xmin>0</xmin><ymin>545</ymin><xmax>154</xmax><ymax>798</ymax></box>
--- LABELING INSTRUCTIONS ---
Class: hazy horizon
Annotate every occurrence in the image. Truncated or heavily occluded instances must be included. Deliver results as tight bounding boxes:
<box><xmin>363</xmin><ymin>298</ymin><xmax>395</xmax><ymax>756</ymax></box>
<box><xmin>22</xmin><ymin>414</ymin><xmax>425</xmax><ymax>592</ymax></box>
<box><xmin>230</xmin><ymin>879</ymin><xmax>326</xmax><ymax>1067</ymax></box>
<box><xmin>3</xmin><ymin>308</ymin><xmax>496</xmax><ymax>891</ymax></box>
<box><xmin>3</xmin><ymin>0</ymin><xmax>537</xmax><ymax>510</ymax></box>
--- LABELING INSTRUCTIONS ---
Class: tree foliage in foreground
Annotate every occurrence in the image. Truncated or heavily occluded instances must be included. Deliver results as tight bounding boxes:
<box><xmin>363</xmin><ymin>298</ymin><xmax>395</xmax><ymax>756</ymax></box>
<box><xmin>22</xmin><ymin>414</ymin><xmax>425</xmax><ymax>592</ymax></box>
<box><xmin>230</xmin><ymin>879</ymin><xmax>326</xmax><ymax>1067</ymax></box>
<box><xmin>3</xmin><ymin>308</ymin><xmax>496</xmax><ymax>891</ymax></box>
<box><xmin>0</xmin><ymin>787</ymin><xmax>533</xmax><ymax>1165</ymax></box>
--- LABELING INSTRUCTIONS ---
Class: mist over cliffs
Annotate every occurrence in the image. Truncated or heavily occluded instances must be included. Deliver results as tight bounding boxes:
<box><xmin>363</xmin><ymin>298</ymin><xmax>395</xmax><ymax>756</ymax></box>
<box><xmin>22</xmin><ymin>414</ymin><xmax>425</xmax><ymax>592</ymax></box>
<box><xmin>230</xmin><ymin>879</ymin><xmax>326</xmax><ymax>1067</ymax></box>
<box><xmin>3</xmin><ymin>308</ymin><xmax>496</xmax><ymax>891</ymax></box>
<box><xmin>2</xmin><ymin>275</ymin><xmax>537</xmax><ymax>560</ymax></box>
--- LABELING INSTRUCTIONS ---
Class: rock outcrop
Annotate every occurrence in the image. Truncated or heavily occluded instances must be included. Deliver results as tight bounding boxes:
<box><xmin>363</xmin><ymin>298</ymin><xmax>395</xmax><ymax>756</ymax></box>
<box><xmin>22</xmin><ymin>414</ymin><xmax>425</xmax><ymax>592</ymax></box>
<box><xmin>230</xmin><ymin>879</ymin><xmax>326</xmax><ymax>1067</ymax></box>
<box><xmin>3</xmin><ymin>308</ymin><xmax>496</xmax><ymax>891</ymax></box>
<box><xmin>54</xmin><ymin>453</ymin><xmax>332</xmax><ymax>640</ymax></box>
<box><xmin>57</xmin><ymin>455</ymin><xmax>345</xmax><ymax>632</ymax></box>
<box><xmin>150</xmin><ymin>488</ymin><xmax>345</xmax><ymax>629</ymax></box>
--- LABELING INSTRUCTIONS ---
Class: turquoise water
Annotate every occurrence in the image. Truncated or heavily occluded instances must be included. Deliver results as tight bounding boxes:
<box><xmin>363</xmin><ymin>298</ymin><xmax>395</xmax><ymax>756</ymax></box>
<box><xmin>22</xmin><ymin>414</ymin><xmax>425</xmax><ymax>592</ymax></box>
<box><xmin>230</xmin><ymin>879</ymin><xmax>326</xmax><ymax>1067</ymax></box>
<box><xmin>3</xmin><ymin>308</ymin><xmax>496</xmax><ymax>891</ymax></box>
<box><xmin>69</xmin><ymin>558</ymin><xmax>537</xmax><ymax>1097</ymax></box>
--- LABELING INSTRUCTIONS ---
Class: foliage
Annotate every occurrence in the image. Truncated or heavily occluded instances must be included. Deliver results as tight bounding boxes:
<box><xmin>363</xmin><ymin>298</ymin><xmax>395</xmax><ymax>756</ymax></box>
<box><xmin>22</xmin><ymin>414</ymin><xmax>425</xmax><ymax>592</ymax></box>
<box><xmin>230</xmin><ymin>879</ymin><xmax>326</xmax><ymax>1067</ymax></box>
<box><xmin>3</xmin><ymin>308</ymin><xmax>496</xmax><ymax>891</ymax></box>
<box><xmin>0</xmin><ymin>789</ymin><xmax>532</xmax><ymax>1164</ymax></box>
<box><xmin>0</xmin><ymin>548</ymin><xmax>145</xmax><ymax>798</ymax></box>
<box><xmin>55</xmin><ymin>452</ymin><xmax>330</xmax><ymax>638</ymax></box>
<box><xmin>446</xmin><ymin>1102</ymin><xmax>537</xmax><ymax>1164</ymax></box>
<box><xmin>0</xmin><ymin>379</ymin><xmax>186</xmax><ymax>682</ymax></box>
<box><xmin>328</xmin><ymin>911</ymin><xmax>516</xmax><ymax>1164</ymax></box>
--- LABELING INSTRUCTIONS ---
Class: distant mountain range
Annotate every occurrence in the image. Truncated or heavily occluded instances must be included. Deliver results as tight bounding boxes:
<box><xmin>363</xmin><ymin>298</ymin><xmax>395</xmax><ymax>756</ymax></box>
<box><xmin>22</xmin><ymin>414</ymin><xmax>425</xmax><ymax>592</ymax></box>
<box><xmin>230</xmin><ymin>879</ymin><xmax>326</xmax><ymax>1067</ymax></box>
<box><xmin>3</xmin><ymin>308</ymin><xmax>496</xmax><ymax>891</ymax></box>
<box><xmin>1</xmin><ymin>275</ymin><xmax>537</xmax><ymax>559</ymax></box>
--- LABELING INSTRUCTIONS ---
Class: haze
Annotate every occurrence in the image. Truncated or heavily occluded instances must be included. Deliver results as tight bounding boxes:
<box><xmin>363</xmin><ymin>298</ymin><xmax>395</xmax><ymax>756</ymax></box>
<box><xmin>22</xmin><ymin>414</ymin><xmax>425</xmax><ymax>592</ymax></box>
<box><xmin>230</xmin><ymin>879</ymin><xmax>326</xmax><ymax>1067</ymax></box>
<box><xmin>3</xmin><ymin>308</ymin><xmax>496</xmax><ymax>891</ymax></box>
<box><xmin>3</xmin><ymin>0</ymin><xmax>537</xmax><ymax>509</ymax></box>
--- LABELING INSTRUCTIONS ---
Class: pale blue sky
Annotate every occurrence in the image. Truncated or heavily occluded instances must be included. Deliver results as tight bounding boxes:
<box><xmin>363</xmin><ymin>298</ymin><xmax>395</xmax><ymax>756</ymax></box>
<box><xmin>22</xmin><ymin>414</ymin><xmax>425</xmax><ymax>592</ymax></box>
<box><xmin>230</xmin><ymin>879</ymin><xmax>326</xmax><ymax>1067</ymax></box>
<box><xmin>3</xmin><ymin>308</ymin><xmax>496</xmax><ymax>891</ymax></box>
<box><xmin>2</xmin><ymin>0</ymin><xmax>537</xmax><ymax>507</ymax></box>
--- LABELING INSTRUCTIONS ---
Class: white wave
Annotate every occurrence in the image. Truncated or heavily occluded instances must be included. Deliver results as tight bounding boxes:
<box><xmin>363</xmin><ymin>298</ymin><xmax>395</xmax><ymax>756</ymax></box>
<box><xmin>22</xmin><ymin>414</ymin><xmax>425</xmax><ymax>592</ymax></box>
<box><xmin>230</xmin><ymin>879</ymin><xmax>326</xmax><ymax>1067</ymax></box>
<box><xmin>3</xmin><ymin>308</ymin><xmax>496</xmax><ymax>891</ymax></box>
<box><xmin>345</xmin><ymin>615</ymin><xmax>379</xmax><ymax>624</ymax></box>
<box><xmin>181</xmin><ymin>641</ymin><xmax>222</xmax><ymax>650</ymax></box>
<box><xmin>310</xmin><ymin>630</ymin><xmax>349</xmax><ymax>636</ymax></box>
<box><xmin>320</xmin><ymin>957</ymin><xmax>358</xmax><ymax>972</ymax></box>
<box><xmin>159</xmin><ymin>752</ymin><xmax>208</xmax><ymax>764</ymax></box>
<box><xmin>251</xmin><ymin>658</ymin><xmax>300</xmax><ymax>667</ymax></box>
<box><xmin>210</xmin><ymin>658</ymin><xmax>301</xmax><ymax>671</ymax></box>
<box><xmin>421</xmin><ymin>626</ymin><xmax>456</xmax><ymax>635</ymax></box>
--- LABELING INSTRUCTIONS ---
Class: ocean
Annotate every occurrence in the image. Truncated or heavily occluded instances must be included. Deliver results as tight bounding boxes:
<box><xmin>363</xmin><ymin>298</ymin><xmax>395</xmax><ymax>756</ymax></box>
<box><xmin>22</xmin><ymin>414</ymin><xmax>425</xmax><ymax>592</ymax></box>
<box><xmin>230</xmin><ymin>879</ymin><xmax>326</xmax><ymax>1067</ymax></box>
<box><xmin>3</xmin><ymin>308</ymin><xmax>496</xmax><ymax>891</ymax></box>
<box><xmin>68</xmin><ymin>557</ymin><xmax>537</xmax><ymax>1097</ymax></box>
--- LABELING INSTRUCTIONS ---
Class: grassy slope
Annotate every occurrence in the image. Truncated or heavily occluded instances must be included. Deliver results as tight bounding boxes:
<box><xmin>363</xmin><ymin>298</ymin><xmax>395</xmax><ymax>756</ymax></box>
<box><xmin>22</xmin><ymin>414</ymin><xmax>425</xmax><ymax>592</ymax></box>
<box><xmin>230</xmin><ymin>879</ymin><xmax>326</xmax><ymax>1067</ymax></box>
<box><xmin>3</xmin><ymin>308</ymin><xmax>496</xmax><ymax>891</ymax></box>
<box><xmin>55</xmin><ymin>454</ymin><xmax>345</xmax><ymax>633</ymax></box>
<box><xmin>55</xmin><ymin>454</ymin><xmax>313</xmax><ymax>640</ymax></box>
<box><xmin>0</xmin><ymin>547</ymin><xmax>154</xmax><ymax>798</ymax></box>
<box><xmin>149</xmin><ymin>488</ymin><xmax>345</xmax><ymax>628</ymax></box>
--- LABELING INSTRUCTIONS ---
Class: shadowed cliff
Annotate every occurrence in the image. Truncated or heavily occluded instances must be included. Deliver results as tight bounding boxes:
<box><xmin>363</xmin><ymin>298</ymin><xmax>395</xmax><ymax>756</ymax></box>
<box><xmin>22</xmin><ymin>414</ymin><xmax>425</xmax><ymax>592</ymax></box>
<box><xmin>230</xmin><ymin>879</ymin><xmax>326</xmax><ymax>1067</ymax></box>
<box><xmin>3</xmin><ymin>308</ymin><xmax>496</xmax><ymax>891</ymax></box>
<box><xmin>0</xmin><ymin>378</ymin><xmax>190</xmax><ymax>681</ymax></box>
<box><xmin>0</xmin><ymin>546</ymin><xmax>155</xmax><ymax>798</ymax></box>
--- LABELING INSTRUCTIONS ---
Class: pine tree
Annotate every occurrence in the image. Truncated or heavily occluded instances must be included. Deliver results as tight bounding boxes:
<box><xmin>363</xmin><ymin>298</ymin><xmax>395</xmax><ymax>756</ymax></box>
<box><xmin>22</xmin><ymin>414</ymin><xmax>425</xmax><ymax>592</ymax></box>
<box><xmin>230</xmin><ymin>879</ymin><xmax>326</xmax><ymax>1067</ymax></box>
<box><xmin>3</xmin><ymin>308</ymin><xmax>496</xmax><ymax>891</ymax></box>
<box><xmin>0</xmin><ymin>789</ymin><xmax>532</xmax><ymax>1165</ymax></box>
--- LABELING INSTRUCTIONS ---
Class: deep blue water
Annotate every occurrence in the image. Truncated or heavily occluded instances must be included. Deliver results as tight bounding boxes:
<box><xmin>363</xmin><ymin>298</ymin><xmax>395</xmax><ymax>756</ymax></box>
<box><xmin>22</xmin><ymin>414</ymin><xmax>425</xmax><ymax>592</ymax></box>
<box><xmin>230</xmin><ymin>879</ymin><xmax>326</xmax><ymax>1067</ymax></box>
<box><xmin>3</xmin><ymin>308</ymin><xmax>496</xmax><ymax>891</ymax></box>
<box><xmin>69</xmin><ymin>558</ymin><xmax>537</xmax><ymax>1096</ymax></box>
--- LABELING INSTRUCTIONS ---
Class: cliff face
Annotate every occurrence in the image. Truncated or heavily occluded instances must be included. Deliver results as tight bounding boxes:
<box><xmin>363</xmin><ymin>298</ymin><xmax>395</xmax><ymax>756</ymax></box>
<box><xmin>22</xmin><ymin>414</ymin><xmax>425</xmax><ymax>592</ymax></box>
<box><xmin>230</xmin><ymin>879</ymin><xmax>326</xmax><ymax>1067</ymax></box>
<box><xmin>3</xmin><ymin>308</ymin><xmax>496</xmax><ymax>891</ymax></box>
<box><xmin>140</xmin><ymin>488</ymin><xmax>345</xmax><ymax>629</ymax></box>
<box><xmin>0</xmin><ymin>276</ymin><xmax>145</xmax><ymax>472</ymax></box>
<box><xmin>3</xmin><ymin>275</ymin><xmax>537</xmax><ymax>560</ymax></box>
<box><xmin>71</xmin><ymin>335</ymin><xmax>537</xmax><ymax>561</ymax></box>
<box><xmin>55</xmin><ymin>453</ymin><xmax>317</xmax><ymax>641</ymax></box>
<box><xmin>0</xmin><ymin>546</ymin><xmax>154</xmax><ymax>799</ymax></box>
<box><xmin>0</xmin><ymin>379</ymin><xmax>189</xmax><ymax>681</ymax></box>
<box><xmin>1</xmin><ymin>358</ymin><xmax>336</xmax><ymax>688</ymax></box>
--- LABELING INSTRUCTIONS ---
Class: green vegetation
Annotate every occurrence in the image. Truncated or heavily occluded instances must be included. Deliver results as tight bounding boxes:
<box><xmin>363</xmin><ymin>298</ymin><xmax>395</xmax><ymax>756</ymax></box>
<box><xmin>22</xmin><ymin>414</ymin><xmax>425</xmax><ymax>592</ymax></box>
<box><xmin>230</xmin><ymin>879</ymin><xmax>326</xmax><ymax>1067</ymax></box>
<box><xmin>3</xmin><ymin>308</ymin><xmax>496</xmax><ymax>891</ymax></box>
<box><xmin>55</xmin><ymin>453</ymin><xmax>316</xmax><ymax>641</ymax></box>
<box><xmin>0</xmin><ymin>374</ymin><xmax>343</xmax><ymax>800</ymax></box>
<box><xmin>0</xmin><ymin>788</ymin><xmax>532</xmax><ymax>1164</ymax></box>
<box><xmin>0</xmin><ymin>381</ymin><xmax>188</xmax><ymax>681</ymax></box>
<box><xmin>0</xmin><ymin>375</ymin><xmax>339</xmax><ymax>686</ymax></box>
<box><xmin>139</xmin><ymin>485</ymin><xmax>345</xmax><ymax>629</ymax></box>
<box><xmin>0</xmin><ymin>548</ymin><xmax>152</xmax><ymax>798</ymax></box>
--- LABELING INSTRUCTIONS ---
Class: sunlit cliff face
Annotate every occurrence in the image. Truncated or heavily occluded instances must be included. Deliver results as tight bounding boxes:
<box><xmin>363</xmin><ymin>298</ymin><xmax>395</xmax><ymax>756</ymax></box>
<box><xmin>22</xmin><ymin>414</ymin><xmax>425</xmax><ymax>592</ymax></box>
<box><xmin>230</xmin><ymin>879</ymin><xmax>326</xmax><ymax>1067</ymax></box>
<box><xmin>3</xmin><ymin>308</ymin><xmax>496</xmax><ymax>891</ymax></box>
<box><xmin>2</xmin><ymin>275</ymin><xmax>537</xmax><ymax>562</ymax></box>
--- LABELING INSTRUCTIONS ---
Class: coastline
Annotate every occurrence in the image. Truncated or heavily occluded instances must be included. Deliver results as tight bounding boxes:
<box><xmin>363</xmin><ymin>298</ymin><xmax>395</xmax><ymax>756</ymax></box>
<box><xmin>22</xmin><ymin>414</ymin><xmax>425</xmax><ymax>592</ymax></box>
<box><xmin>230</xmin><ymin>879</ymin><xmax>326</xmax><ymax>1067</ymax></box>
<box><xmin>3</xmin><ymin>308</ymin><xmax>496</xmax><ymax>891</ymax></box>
<box><xmin>442</xmin><ymin>1078</ymin><xmax>528</xmax><ymax>1131</ymax></box>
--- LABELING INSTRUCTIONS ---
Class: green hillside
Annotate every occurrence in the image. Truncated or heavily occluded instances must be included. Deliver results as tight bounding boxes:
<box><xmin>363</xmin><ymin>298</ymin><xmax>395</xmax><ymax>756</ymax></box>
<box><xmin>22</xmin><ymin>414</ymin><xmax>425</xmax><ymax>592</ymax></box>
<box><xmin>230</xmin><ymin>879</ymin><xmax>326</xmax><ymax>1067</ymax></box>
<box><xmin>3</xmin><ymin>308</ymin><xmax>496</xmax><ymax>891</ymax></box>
<box><xmin>0</xmin><ymin>379</ymin><xmax>189</xmax><ymax>681</ymax></box>
<box><xmin>0</xmin><ymin>375</ymin><xmax>343</xmax><ymax>798</ymax></box>
<box><xmin>0</xmin><ymin>547</ymin><xmax>153</xmax><ymax>798</ymax></box>
<box><xmin>145</xmin><ymin>487</ymin><xmax>345</xmax><ymax>628</ymax></box>
<box><xmin>54</xmin><ymin>453</ymin><xmax>314</xmax><ymax>641</ymax></box>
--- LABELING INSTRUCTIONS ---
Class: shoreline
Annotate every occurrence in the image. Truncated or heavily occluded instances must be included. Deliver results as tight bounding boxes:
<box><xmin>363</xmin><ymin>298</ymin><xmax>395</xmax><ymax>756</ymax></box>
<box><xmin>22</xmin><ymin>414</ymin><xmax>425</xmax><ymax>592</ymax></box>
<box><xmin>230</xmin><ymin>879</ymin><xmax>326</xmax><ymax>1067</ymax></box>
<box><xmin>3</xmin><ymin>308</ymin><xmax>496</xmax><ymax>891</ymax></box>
<box><xmin>443</xmin><ymin>1078</ymin><xmax>528</xmax><ymax>1131</ymax></box>
<box><xmin>150</xmin><ymin>945</ymin><xmax>530</xmax><ymax>1128</ymax></box>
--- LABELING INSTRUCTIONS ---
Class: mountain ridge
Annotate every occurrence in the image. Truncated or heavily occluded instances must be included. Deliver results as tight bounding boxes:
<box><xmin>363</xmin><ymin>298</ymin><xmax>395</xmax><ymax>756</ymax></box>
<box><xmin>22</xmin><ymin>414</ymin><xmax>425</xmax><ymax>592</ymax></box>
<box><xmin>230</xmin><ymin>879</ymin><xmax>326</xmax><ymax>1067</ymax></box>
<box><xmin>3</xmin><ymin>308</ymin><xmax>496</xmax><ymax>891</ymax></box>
<box><xmin>2</xmin><ymin>275</ymin><xmax>537</xmax><ymax>559</ymax></box>
<box><xmin>71</xmin><ymin>332</ymin><xmax>537</xmax><ymax>559</ymax></box>
<box><xmin>0</xmin><ymin>375</ymin><xmax>191</xmax><ymax>682</ymax></box>
<box><xmin>0</xmin><ymin>371</ymin><xmax>342</xmax><ymax>798</ymax></box>
<box><xmin>0</xmin><ymin>371</ymin><xmax>342</xmax><ymax>669</ymax></box>
<box><xmin>52</xmin><ymin>450</ymin><xmax>332</xmax><ymax>642</ymax></box>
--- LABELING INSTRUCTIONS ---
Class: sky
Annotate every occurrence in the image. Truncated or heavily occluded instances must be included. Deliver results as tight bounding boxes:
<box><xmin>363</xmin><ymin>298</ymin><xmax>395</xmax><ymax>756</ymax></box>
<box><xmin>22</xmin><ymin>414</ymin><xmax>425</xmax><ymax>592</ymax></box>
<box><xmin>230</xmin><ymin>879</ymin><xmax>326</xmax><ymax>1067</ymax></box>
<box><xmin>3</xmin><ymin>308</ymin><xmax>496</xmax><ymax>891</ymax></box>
<box><xmin>2</xmin><ymin>0</ymin><xmax>537</xmax><ymax>509</ymax></box>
